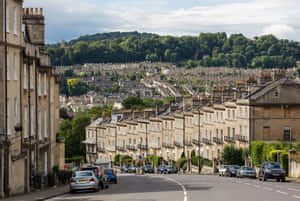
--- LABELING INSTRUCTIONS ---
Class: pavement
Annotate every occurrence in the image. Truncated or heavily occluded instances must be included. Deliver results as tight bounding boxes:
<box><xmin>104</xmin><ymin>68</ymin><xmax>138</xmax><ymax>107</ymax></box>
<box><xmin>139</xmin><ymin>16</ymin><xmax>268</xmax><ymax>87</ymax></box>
<box><xmin>44</xmin><ymin>174</ymin><xmax>300</xmax><ymax>201</ymax></box>
<box><xmin>2</xmin><ymin>185</ymin><xmax>70</xmax><ymax>201</ymax></box>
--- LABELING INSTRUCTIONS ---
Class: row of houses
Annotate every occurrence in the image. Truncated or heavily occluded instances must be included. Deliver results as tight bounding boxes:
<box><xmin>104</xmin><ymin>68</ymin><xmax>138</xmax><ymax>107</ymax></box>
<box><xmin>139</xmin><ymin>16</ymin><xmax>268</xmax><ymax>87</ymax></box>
<box><xmin>0</xmin><ymin>1</ymin><xmax>64</xmax><ymax>197</ymax></box>
<box><xmin>85</xmin><ymin>78</ymin><xmax>300</xmax><ymax>166</ymax></box>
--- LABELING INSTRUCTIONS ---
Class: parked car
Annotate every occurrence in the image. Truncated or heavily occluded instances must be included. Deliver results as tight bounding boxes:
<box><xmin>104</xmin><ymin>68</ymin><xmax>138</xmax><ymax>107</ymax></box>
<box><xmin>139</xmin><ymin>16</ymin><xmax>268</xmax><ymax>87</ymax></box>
<box><xmin>258</xmin><ymin>162</ymin><xmax>285</xmax><ymax>182</ymax></box>
<box><xmin>70</xmin><ymin>171</ymin><xmax>100</xmax><ymax>193</ymax></box>
<box><xmin>237</xmin><ymin>166</ymin><xmax>257</xmax><ymax>178</ymax></box>
<box><xmin>157</xmin><ymin>166</ymin><xmax>166</xmax><ymax>174</ymax></box>
<box><xmin>164</xmin><ymin>166</ymin><xmax>178</xmax><ymax>174</ymax></box>
<box><xmin>219</xmin><ymin>165</ymin><xmax>230</xmax><ymax>176</ymax></box>
<box><xmin>225</xmin><ymin>165</ymin><xmax>240</xmax><ymax>177</ymax></box>
<box><xmin>142</xmin><ymin>165</ymin><xmax>154</xmax><ymax>173</ymax></box>
<box><xmin>81</xmin><ymin>166</ymin><xmax>104</xmax><ymax>189</ymax></box>
<box><xmin>128</xmin><ymin>166</ymin><xmax>137</xmax><ymax>173</ymax></box>
<box><xmin>103</xmin><ymin>168</ymin><xmax>117</xmax><ymax>184</ymax></box>
<box><xmin>121</xmin><ymin>166</ymin><xmax>129</xmax><ymax>173</ymax></box>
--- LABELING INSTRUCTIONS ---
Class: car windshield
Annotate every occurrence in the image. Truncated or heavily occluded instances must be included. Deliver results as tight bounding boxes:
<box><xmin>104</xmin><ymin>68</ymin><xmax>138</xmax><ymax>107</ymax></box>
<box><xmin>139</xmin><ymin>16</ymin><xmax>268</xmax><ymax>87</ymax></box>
<box><xmin>232</xmin><ymin>166</ymin><xmax>240</xmax><ymax>169</ymax></box>
<box><xmin>146</xmin><ymin>165</ymin><xmax>152</xmax><ymax>168</ymax></box>
<box><xmin>266</xmin><ymin>163</ymin><xmax>282</xmax><ymax>169</ymax></box>
<box><xmin>104</xmin><ymin>169</ymin><xmax>114</xmax><ymax>174</ymax></box>
<box><xmin>75</xmin><ymin>172</ymin><xmax>93</xmax><ymax>177</ymax></box>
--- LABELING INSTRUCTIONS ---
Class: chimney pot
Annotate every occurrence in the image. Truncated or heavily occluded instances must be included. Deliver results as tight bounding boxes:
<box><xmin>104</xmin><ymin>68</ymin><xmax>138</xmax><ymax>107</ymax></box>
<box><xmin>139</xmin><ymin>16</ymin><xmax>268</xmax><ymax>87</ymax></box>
<box><xmin>30</xmin><ymin>8</ymin><xmax>33</xmax><ymax>16</ymax></box>
<box><xmin>22</xmin><ymin>8</ymin><xmax>25</xmax><ymax>16</ymax></box>
<box><xmin>35</xmin><ymin>8</ymin><xmax>38</xmax><ymax>16</ymax></box>
<box><xmin>40</xmin><ymin>8</ymin><xmax>43</xmax><ymax>16</ymax></box>
<box><xmin>26</xmin><ymin>8</ymin><xmax>29</xmax><ymax>16</ymax></box>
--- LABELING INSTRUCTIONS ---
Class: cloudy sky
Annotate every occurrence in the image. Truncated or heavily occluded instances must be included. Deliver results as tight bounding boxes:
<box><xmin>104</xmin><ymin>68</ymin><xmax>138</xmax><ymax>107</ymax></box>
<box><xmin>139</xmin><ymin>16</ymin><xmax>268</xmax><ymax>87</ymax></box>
<box><xmin>23</xmin><ymin>0</ymin><xmax>300</xmax><ymax>43</ymax></box>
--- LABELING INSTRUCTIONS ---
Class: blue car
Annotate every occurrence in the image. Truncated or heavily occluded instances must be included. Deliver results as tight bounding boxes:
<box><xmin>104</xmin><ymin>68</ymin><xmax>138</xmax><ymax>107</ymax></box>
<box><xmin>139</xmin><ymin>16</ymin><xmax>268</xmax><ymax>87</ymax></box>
<box><xmin>104</xmin><ymin>168</ymin><xmax>117</xmax><ymax>184</ymax></box>
<box><xmin>157</xmin><ymin>166</ymin><xmax>166</xmax><ymax>174</ymax></box>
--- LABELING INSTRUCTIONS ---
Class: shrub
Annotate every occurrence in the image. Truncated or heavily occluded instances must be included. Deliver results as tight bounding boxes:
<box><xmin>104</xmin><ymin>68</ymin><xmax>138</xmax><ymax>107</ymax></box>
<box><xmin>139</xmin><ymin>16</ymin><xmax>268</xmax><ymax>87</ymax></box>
<box><xmin>181</xmin><ymin>152</ymin><xmax>186</xmax><ymax>158</ymax></box>
<box><xmin>222</xmin><ymin>144</ymin><xmax>244</xmax><ymax>165</ymax></box>
<box><xmin>280</xmin><ymin>152</ymin><xmax>289</xmax><ymax>174</ymax></box>
<box><xmin>191</xmin><ymin>150</ymin><xmax>196</xmax><ymax>158</ymax></box>
<box><xmin>114</xmin><ymin>154</ymin><xmax>120</xmax><ymax>165</ymax></box>
<box><xmin>176</xmin><ymin>157</ymin><xmax>187</xmax><ymax>169</ymax></box>
<box><xmin>121</xmin><ymin>155</ymin><xmax>133</xmax><ymax>166</ymax></box>
<box><xmin>201</xmin><ymin>158</ymin><xmax>213</xmax><ymax>167</ymax></box>
<box><xmin>269</xmin><ymin>150</ymin><xmax>283</xmax><ymax>162</ymax></box>
<box><xmin>251</xmin><ymin>141</ymin><xmax>266</xmax><ymax>166</ymax></box>
<box><xmin>191</xmin><ymin>156</ymin><xmax>200</xmax><ymax>166</ymax></box>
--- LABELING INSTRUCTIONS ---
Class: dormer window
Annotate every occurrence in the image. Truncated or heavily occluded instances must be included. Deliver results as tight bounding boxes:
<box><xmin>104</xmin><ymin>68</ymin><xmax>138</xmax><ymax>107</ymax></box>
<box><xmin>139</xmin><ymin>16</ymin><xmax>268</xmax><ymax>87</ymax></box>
<box><xmin>274</xmin><ymin>90</ymin><xmax>280</xmax><ymax>98</ymax></box>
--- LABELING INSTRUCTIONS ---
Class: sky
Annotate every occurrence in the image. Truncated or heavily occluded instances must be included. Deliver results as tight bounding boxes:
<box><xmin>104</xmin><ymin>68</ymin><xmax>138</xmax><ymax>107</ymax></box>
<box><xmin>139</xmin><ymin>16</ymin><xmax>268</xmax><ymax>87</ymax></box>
<box><xmin>23</xmin><ymin>0</ymin><xmax>300</xmax><ymax>43</ymax></box>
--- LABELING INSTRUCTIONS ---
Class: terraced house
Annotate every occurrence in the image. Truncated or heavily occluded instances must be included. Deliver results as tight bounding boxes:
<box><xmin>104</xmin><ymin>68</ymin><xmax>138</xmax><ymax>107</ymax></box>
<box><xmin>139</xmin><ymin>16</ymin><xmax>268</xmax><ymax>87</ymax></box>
<box><xmin>0</xmin><ymin>1</ymin><xmax>63</xmax><ymax>197</ymax></box>
<box><xmin>85</xmin><ymin>77</ymin><xmax>300</xmax><ymax>168</ymax></box>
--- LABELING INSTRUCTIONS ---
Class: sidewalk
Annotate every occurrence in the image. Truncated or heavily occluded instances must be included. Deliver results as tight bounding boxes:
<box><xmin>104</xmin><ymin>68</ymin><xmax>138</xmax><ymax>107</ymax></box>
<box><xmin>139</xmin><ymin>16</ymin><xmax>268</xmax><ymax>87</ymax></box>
<box><xmin>2</xmin><ymin>185</ymin><xmax>69</xmax><ymax>201</ymax></box>
<box><xmin>287</xmin><ymin>177</ymin><xmax>300</xmax><ymax>184</ymax></box>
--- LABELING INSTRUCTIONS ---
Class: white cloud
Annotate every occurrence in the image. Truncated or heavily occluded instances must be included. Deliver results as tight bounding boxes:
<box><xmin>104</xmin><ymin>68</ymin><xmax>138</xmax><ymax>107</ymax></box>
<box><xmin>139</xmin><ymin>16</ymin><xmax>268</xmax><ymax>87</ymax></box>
<box><xmin>23</xmin><ymin>0</ymin><xmax>300</xmax><ymax>42</ymax></box>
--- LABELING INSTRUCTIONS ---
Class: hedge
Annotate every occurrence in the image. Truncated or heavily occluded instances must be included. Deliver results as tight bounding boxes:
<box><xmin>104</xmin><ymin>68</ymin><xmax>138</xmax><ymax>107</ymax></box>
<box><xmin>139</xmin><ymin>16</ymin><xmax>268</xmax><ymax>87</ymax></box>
<box><xmin>251</xmin><ymin>141</ymin><xmax>266</xmax><ymax>166</ymax></box>
<box><xmin>176</xmin><ymin>157</ymin><xmax>187</xmax><ymax>169</ymax></box>
<box><xmin>280</xmin><ymin>152</ymin><xmax>289</xmax><ymax>174</ymax></box>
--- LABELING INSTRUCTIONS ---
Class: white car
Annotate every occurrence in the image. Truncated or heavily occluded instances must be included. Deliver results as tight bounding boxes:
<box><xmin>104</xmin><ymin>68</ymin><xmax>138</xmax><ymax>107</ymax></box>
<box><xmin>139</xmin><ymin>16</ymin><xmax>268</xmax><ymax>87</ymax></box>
<box><xmin>219</xmin><ymin>165</ymin><xmax>230</xmax><ymax>176</ymax></box>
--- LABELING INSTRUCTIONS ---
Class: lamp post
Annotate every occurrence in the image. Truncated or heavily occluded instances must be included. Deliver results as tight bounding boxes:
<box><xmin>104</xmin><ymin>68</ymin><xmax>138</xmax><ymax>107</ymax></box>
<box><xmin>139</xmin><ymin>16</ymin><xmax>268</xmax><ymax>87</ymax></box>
<box><xmin>198</xmin><ymin>109</ymin><xmax>201</xmax><ymax>174</ymax></box>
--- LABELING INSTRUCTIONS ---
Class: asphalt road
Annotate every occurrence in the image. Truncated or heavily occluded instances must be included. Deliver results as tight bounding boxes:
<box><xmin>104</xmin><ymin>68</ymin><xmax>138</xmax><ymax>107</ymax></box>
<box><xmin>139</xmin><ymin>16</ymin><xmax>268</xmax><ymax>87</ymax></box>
<box><xmin>46</xmin><ymin>174</ymin><xmax>300</xmax><ymax>201</ymax></box>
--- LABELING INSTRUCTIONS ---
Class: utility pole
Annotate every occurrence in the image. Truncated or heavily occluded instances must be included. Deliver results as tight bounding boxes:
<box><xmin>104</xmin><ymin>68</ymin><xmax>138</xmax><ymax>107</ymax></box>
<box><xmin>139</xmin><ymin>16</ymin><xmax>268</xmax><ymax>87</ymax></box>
<box><xmin>198</xmin><ymin>109</ymin><xmax>201</xmax><ymax>174</ymax></box>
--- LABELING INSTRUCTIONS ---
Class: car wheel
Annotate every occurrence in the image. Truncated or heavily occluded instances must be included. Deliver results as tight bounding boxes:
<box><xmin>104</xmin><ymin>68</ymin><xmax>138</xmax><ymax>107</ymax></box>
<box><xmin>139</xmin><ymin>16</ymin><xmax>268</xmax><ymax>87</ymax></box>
<box><xmin>277</xmin><ymin>178</ymin><xmax>280</xmax><ymax>182</ymax></box>
<box><xmin>281</xmin><ymin>178</ymin><xmax>285</xmax><ymax>182</ymax></box>
<box><xmin>114</xmin><ymin>180</ymin><xmax>118</xmax><ymax>184</ymax></box>
<box><xmin>263</xmin><ymin>174</ymin><xmax>267</xmax><ymax>181</ymax></box>
<box><xmin>70</xmin><ymin>189</ymin><xmax>75</xmax><ymax>194</ymax></box>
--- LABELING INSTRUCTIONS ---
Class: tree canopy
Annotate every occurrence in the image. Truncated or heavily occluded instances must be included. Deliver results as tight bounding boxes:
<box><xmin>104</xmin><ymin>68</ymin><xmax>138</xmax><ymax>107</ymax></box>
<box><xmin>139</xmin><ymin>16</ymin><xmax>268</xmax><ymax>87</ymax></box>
<box><xmin>48</xmin><ymin>32</ymin><xmax>299</xmax><ymax>68</ymax></box>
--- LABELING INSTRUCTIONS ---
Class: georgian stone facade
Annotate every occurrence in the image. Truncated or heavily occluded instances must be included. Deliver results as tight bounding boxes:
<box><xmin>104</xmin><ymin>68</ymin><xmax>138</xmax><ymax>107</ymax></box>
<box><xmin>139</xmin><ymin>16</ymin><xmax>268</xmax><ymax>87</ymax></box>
<box><xmin>85</xmin><ymin>78</ymin><xmax>300</xmax><ymax>167</ymax></box>
<box><xmin>0</xmin><ymin>1</ymin><xmax>63</xmax><ymax>197</ymax></box>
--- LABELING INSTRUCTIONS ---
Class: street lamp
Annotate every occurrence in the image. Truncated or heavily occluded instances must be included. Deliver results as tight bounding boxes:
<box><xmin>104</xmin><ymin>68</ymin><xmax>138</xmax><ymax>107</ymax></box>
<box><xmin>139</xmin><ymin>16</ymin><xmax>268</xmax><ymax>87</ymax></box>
<box><xmin>198</xmin><ymin>109</ymin><xmax>201</xmax><ymax>174</ymax></box>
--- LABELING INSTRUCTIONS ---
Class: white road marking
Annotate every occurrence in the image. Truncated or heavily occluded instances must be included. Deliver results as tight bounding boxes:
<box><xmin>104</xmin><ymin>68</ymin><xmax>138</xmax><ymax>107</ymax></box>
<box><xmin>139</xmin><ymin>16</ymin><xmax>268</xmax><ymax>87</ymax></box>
<box><xmin>276</xmin><ymin>190</ymin><xmax>288</xmax><ymax>195</ymax></box>
<box><xmin>152</xmin><ymin>176</ymin><xmax>188</xmax><ymax>201</ymax></box>
<box><xmin>289</xmin><ymin>188</ymin><xmax>300</xmax><ymax>192</ymax></box>
<box><xmin>293</xmin><ymin>195</ymin><xmax>300</xmax><ymax>199</ymax></box>
<box><xmin>263</xmin><ymin>187</ymin><xmax>273</xmax><ymax>191</ymax></box>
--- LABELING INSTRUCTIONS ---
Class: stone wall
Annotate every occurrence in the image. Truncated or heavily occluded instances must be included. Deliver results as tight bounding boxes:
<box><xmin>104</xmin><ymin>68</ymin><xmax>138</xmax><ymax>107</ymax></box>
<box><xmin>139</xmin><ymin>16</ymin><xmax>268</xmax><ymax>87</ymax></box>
<box><xmin>289</xmin><ymin>160</ymin><xmax>300</xmax><ymax>178</ymax></box>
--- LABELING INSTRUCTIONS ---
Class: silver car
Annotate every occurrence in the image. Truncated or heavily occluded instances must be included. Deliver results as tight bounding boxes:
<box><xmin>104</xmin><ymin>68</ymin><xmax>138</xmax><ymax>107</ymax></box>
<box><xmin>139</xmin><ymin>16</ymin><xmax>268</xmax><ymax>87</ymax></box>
<box><xmin>237</xmin><ymin>166</ymin><xmax>257</xmax><ymax>178</ymax></box>
<box><xmin>70</xmin><ymin>171</ymin><xmax>100</xmax><ymax>192</ymax></box>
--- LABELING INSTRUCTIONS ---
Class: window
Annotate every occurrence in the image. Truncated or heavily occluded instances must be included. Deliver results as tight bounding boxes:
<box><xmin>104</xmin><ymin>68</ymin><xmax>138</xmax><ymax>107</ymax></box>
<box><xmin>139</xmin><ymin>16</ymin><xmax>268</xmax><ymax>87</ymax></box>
<box><xmin>244</xmin><ymin>126</ymin><xmax>248</xmax><ymax>137</ymax></box>
<box><xmin>44</xmin><ymin>152</ymin><xmax>48</xmax><ymax>176</ymax></box>
<box><xmin>171</xmin><ymin>121</ymin><xmax>173</xmax><ymax>129</ymax></box>
<box><xmin>44</xmin><ymin>110</ymin><xmax>47</xmax><ymax>137</ymax></box>
<box><xmin>245</xmin><ymin>108</ymin><xmax>248</xmax><ymax>118</ymax></box>
<box><xmin>211</xmin><ymin>149</ymin><xmax>214</xmax><ymax>160</ymax></box>
<box><xmin>209</xmin><ymin>131</ymin><xmax>212</xmax><ymax>142</ymax></box>
<box><xmin>232</xmin><ymin>128</ymin><xmax>235</xmax><ymax>139</ymax></box>
<box><xmin>216</xmin><ymin>112</ymin><xmax>219</xmax><ymax>121</ymax></box>
<box><xmin>133</xmin><ymin>139</ymin><xmax>136</xmax><ymax>145</ymax></box>
<box><xmin>7</xmin><ymin>53</ymin><xmax>10</xmax><ymax>80</ymax></box>
<box><xmin>220</xmin><ymin>129</ymin><xmax>223</xmax><ymax>141</ymax></box>
<box><xmin>24</xmin><ymin>64</ymin><xmax>27</xmax><ymax>89</ymax></box>
<box><xmin>157</xmin><ymin>137</ymin><xmax>160</xmax><ymax>146</ymax></box>
<box><xmin>7</xmin><ymin>98</ymin><xmax>10</xmax><ymax>134</ymax></box>
<box><xmin>239</xmin><ymin>107</ymin><xmax>242</xmax><ymax>118</ymax></box>
<box><xmin>14</xmin><ymin>53</ymin><xmax>18</xmax><ymax>80</ymax></box>
<box><xmin>30</xmin><ymin>105</ymin><xmax>34</xmax><ymax>136</ymax></box>
<box><xmin>14</xmin><ymin>7</ymin><xmax>17</xmax><ymax>35</ymax></box>
<box><xmin>129</xmin><ymin>138</ymin><xmax>131</xmax><ymax>145</ymax></box>
<box><xmin>44</xmin><ymin>73</ymin><xmax>47</xmax><ymax>95</ymax></box>
<box><xmin>6</xmin><ymin>5</ymin><xmax>9</xmax><ymax>32</ymax></box>
<box><xmin>152</xmin><ymin>136</ymin><xmax>155</xmax><ymax>145</ymax></box>
<box><xmin>157</xmin><ymin>123</ymin><xmax>160</xmax><ymax>131</ymax></box>
<box><xmin>221</xmin><ymin>112</ymin><xmax>223</xmax><ymax>120</ymax></box>
<box><xmin>14</xmin><ymin>97</ymin><xmax>18</xmax><ymax>126</ymax></box>
<box><xmin>227</xmin><ymin>127</ymin><xmax>230</xmax><ymax>137</ymax></box>
<box><xmin>283</xmin><ymin>127</ymin><xmax>291</xmax><ymax>141</ymax></box>
<box><xmin>205</xmin><ymin>114</ymin><xmax>208</xmax><ymax>122</ymax></box>
<box><xmin>165</xmin><ymin>136</ymin><xmax>168</xmax><ymax>143</ymax></box>
<box><xmin>152</xmin><ymin>123</ymin><xmax>154</xmax><ymax>131</ymax></box>
<box><xmin>165</xmin><ymin>121</ymin><xmax>167</xmax><ymax>129</ymax></box>
<box><xmin>24</xmin><ymin>106</ymin><xmax>28</xmax><ymax>138</ymax></box>
<box><xmin>140</xmin><ymin>124</ymin><xmax>143</xmax><ymax>131</ymax></box>
<box><xmin>239</xmin><ymin>126</ymin><xmax>242</xmax><ymax>136</ymax></box>
<box><xmin>38</xmin><ymin>73</ymin><xmax>41</xmax><ymax>96</ymax></box>
<box><xmin>216</xmin><ymin>129</ymin><xmax>219</xmax><ymax>139</ymax></box>
<box><xmin>232</xmin><ymin>110</ymin><xmax>235</xmax><ymax>120</ymax></box>
<box><xmin>30</xmin><ymin>65</ymin><xmax>33</xmax><ymax>89</ymax></box>
<box><xmin>38</xmin><ymin>111</ymin><xmax>42</xmax><ymax>140</ymax></box>
<box><xmin>227</xmin><ymin>110</ymin><xmax>230</xmax><ymax>119</ymax></box>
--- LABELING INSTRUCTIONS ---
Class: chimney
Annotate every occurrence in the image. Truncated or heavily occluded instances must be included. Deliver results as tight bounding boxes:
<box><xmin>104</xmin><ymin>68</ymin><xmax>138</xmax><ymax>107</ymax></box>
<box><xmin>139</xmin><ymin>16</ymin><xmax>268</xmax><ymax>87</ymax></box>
<box><xmin>22</xmin><ymin>8</ymin><xmax>45</xmax><ymax>47</ymax></box>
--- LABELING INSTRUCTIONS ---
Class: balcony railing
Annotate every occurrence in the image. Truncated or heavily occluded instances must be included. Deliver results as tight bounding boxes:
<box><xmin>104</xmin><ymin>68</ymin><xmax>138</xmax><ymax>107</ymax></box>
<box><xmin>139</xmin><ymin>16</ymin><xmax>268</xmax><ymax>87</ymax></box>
<box><xmin>151</xmin><ymin>145</ymin><xmax>161</xmax><ymax>150</ymax></box>
<box><xmin>213</xmin><ymin>137</ymin><xmax>223</xmax><ymax>145</ymax></box>
<box><xmin>87</xmin><ymin>150</ymin><xmax>97</xmax><ymax>154</ymax></box>
<box><xmin>138</xmin><ymin>144</ymin><xmax>148</xmax><ymax>150</ymax></box>
<box><xmin>107</xmin><ymin>147</ymin><xmax>116</xmax><ymax>152</ymax></box>
<box><xmin>236</xmin><ymin>135</ymin><xmax>248</xmax><ymax>143</ymax></box>
<box><xmin>184</xmin><ymin>141</ymin><xmax>193</xmax><ymax>146</ymax></box>
<box><xmin>117</xmin><ymin>146</ymin><xmax>126</xmax><ymax>152</ymax></box>
<box><xmin>97</xmin><ymin>147</ymin><xmax>105</xmax><ymax>153</ymax></box>
<box><xmin>192</xmin><ymin>139</ymin><xmax>201</xmax><ymax>145</ymax></box>
<box><xmin>127</xmin><ymin>145</ymin><xmax>137</xmax><ymax>151</ymax></box>
<box><xmin>162</xmin><ymin>142</ymin><xmax>174</xmax><ymax>149</ymax></box>
<box><xmin>202</xmin><ymin>138</ymin><xmax>212</xmax><ymax>145</ymax></box>
<box><xmin>174</xmin><ymin>141</ymin><xmax>184</xmax><ymax>148</ymax></box>
<box><xmin>224</xmin><ymin>136</ymin><xmax>235</xmax><ymax>143</ymax></box>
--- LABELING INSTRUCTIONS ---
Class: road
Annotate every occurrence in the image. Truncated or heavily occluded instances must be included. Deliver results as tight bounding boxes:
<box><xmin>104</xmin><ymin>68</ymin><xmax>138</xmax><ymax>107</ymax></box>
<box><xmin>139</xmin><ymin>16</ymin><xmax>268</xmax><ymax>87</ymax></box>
<box><xmin>47</xmin><ymin>174</ymin><xmax>300</xmax><ymax>201</ymax></box>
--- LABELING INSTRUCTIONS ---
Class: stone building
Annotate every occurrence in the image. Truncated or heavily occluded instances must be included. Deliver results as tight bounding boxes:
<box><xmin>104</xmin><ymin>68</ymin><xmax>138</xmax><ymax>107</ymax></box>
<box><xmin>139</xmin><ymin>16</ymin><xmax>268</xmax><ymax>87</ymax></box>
<box><xmin>84</xmin><ymin>78</ymin><xmax>300</xmax><ymax>169</ymax></box>
<box><xmin>0</xmin><ymin>2</ymin><xmax>63</xmax><ymax>197</ymax></box>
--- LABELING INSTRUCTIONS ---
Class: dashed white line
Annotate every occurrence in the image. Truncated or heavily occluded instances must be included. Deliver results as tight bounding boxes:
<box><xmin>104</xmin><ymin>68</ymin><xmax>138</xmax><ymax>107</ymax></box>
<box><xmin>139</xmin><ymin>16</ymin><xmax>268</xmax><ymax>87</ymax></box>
<box><xmin>276</xmin><ymin>190</ymin><xmax>288</xmax><ymax>195</ymax></box>
<box><xmin>289</xmin><ymin>188</ymin><xmax>300</xmax><ymax>192</ymax></box>
<box><xmin>293</xmin><ymin>195</ymin><xmax>300</xmax><ymax>199</ymax></box>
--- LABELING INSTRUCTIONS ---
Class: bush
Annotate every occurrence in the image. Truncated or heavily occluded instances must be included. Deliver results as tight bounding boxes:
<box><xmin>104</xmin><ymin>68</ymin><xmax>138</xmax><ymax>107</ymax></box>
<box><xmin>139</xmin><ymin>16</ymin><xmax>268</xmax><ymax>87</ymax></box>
<box><xmin>181</xmin><ymin>152</ymin><xmax>186</xmax><ymax>158</ymax></box>
<box><xmin>280</xmin><ymin>152</ymin><xmax>289</xmax><ymax>174</ymax></box>
<box><xmin>114</xmin><ymin>154</ymin><xmax>120</xmax><ymax>165</ymax></box>
<box><xmin>222</xmin><ymin>145</ymin><xmax>244</xmax><ymax>165</ymax></box>
<box><xmin>269</xmin><ymin>150</ymin><xmax>283</xmax><ymax>162</ymax></box>
<box><xmin>251</xmin><ymin>141</ymin><xmax>266</xmax><ymax>166</ymax></box>
<box><xmin>201</xmin><ymin>158</ymin><xmax>213</xmax><ymax>167</ymax></box>
<box><xmin>191</xmin><ymin>150</ymin><xmax>196</xmax><ymax>158</ymax></box>
<box><xmin>191</xmin><ymin>156</ymin><xmax>200</xmax><ymax>166</ymax></box>
<box><xmin>176</xmin><ymin>157</ymin><xmax>187</xmax><ymax>169</ymax></box>
<box><xmin>121</xmin><ymin>155</ymin><xmax>133</xmax><ymax>166</ymax></box>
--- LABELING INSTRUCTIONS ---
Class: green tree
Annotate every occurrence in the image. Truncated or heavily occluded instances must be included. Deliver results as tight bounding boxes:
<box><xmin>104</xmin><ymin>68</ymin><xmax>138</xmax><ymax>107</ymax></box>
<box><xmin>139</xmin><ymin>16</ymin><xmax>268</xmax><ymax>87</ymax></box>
<box><xmin>67</xmin><ymin>79</ymin><xmax>88</xmax><ymax>96</ymax></box>
<box><xmin>222</xmin><ymin>145</ymin><xmax>244</xmax><ymax>166</ymax></box>
<box><xmin>122</xmin><ymin>97</ymin><xmax>145</xmax><ymax>109</ymax></box>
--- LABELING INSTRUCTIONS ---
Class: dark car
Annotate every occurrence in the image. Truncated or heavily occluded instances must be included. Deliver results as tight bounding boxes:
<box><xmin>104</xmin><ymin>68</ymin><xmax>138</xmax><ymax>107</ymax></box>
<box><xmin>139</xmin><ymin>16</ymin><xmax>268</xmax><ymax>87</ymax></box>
<box><xmin>157</xmin><ymin>166</ymin><xmax>166</xmax><ymax>174</ymax></box>
<box><xmin>80</xmin><ymin>166</ymin><xmax>104</xmax><ymax>189</ymax></box>
<box><xmin>103</xmin><ymin>168</ymin><xmax>117</xmax><ymax>184</ymax></box>
<box><xmin>142</xmin><ymin>165</ymin><xmax>154</xmax><ymax>173</ymax></box>
<box><xmin>237</xmin><ymin>166</ymin><xmax>256</xmax><ymax>178</ymax></box>
<box><xmin>164</xmin><ymin>166</ymin><xmax>178</xmax><ymax>174</ymax></box>
<box><xmin>258</xmin><ymin>162</ymin><xmax>285</xmax><ymax>182</ymax></box>
<box><xmin>128</xmin><ymin>166</ymin><xmax>137</xmax><ymax>173</ymax></box>
<box><xmin>225</xmin><ymin>165</ymin><xmax>240</xmax><ymax>177</ymax></box>
<box><xmin>121</xmin><ymin>166</ymin><xmax>129</xmax><ymax>173</ymax></box>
